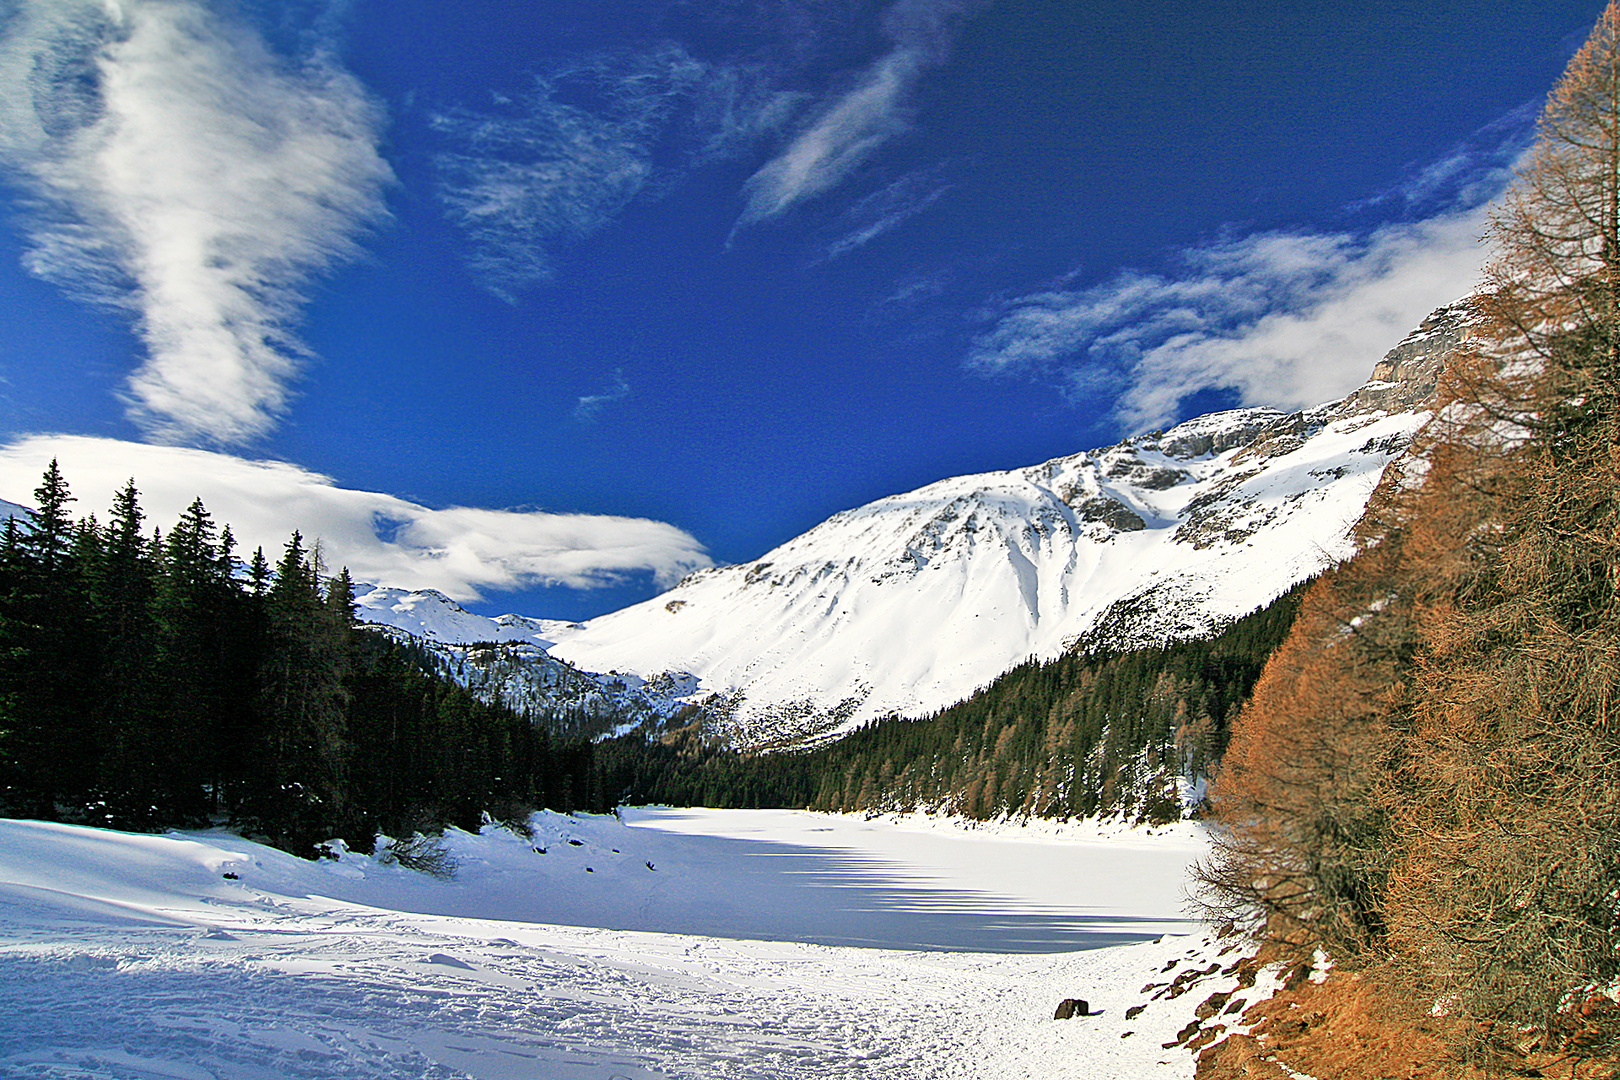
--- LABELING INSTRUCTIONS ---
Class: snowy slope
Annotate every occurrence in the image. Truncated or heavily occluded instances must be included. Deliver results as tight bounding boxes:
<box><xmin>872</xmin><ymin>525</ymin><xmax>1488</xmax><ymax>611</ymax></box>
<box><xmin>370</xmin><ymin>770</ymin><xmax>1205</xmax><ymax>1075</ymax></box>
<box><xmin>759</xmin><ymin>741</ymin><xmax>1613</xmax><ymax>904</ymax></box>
<box><xmin>363</xmin><ymin>306</ymin><xmax>1462</xmax><ymax>747</ymax></box>
<box><xmin>355</xmin><ymin>584</ymin><xmax>580</xmax><ymax>646</ymax></box>
<box><xmin>548</xmin><ymin>406</ymin><xmax>1420</xmax><ymax>744</ymax></box>
<box><xmin>0</xmin><ymin>810</ymin><xmax>1257</xmax><ymax>1079</ymax></box>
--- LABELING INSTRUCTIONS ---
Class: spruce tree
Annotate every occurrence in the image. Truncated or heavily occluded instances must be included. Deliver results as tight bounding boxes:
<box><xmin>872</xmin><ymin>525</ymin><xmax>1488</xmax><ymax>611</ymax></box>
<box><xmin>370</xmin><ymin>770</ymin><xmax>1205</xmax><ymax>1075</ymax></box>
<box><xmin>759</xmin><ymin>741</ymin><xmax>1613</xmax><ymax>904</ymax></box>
<box><xmin>91</xmin><ymin>481</ymin><xmax>164</xmax><ymax>825</ymax></box>
<box><xmin>235</xmin><ymin>532</ymin><xmax>353</xmax><ymax>851</ymax></box>
<box><xmin>0</xmin><ymin>462</ymin><xmax>96</xmax><ymax>817</ymax></box>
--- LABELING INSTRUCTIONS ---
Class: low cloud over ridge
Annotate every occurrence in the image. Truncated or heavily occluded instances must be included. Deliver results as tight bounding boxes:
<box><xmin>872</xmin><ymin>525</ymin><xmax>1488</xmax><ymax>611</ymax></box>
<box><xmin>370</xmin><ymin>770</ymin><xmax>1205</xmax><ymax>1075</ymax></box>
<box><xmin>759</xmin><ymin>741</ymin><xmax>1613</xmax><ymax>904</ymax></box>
<box><xmin>0</xmin><ymin>435</ymin><xmax>713</xmax><ymax>602</ymax></box>
<box><xmin>968</xmin><ymin>115</ymin><xmax>1535</xmax><ymax>431</ymax></box>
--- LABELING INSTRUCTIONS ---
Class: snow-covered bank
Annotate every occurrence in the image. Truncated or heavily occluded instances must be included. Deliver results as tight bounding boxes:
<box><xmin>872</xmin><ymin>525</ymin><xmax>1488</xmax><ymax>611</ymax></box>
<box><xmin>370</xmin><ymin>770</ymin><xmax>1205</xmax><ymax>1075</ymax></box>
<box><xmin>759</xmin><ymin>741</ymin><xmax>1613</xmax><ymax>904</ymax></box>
<box><xmin>0</xmin><ymin>810</ymin><xmax>1234</xmax><ymax>1078</ymax></box>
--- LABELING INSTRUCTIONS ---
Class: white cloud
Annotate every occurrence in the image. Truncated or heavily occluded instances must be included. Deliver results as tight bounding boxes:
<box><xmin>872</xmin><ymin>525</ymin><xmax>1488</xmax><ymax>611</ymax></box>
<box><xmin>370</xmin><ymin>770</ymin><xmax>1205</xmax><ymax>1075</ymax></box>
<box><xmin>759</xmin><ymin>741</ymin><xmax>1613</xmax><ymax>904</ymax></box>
<box><xmin>0</xmin><ymin>435</ymin><xmax>713</xmax><ymax>601</ymax></box>
<box><xmin>0</xmin><ymin>0</ymin><xmax>392</xmax><ymax>446</ymax></box>
<box><xmin>737</xmin><ymin>0</ymin><xmax>981</xmax><ymax>227</ymax></box>
<box><xmin>964</xmin><ymin>110</ymin><xmax>1547</xmax><ymax>432</ymax></box>
<box><xmin>820</xmin><ymin>167</ymin><xmax>951</xmax><ymax>261</ymax></box>
<box><xmin>1113</xmin><ymin>213</ymin><xmax>1488</xmax><ymax>428</ymax></box>
<box><xmin>969</xmin><ymin>180</ymin><xmax>1523</xmax><ymax>431</ymax></box>
<box><xmin>574</xmin><ymin>368</ymin><xmax>631</xmax><ymax>422</ymax></box>
<box><xmin>434</xmin><ymin>48</ymin><xmax>800</xmax><ymax>297</ymax></box>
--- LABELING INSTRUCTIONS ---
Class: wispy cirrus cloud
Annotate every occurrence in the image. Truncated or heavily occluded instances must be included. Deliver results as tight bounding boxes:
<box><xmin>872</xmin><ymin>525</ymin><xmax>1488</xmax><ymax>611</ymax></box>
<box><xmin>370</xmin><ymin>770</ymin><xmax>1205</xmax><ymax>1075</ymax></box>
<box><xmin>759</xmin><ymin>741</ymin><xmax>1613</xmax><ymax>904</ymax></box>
<box><xmin>820</xmin><ymin>166</ymin><xmax>952</xmax><ymax>261</ymax></box>
<box><xmin>0</xmin><ymin>435</ymin><xmax>712</xmax><ymax>600</ymax></box>
<box><xmin>737</xmin><ymin>0</ymin><xmax>983</xmax><ymax>229</ymax></box>
<box><xmin>431</xmin><ymin>1</ymin><xmax>981</xmax><ymax>292</ymax></box>
<box><xmin>574</xmin><ymin>368</ymin><xmax>631</xmax><ymax>423</ymax></box>
<box><xmin>1354</xmin><ymin>101</ymin><xmax>1537</xmax><ymax>215</ymax></box>
<box><xmin>434</xmin><ymin>47</ymin><xmax>801</xmax><ymax>298</ymax></box>
<box><xmin>0</xmin><ymin>0</ymin><xmax>392</xmax><ymax>446</ymax></box>
<box><xmin>969</xmin><ymin>115</ymin><xmax>1535</xmax><ymax>432</ymax></box>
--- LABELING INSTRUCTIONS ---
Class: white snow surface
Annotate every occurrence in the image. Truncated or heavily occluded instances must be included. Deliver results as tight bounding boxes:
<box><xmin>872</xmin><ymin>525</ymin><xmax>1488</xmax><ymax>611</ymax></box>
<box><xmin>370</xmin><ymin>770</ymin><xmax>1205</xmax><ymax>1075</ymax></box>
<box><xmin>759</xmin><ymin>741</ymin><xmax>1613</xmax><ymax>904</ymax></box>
<box><xmin>549</xmin><ymin>403</ymin><xmax>1426</xmax><ymax>741</ymax></box>
<box><xmin>0</xmin><ymin>808</ymin><xmax>1245</xmax><ymax>1079</ymax></box>
<box><xmin>354</xmin><ymin>585</ymin><xmax>580</xmax><ymax>647</ymax></box>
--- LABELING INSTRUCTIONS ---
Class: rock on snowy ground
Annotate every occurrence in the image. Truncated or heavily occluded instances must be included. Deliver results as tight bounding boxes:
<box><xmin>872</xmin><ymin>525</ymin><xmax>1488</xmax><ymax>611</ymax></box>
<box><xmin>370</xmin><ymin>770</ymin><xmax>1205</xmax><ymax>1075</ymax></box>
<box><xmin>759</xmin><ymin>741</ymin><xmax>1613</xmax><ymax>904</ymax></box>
<box><xmin>0</xmin><ymin>809</ymin><xmax>1251</xmax><ymax>1079</ymax></box>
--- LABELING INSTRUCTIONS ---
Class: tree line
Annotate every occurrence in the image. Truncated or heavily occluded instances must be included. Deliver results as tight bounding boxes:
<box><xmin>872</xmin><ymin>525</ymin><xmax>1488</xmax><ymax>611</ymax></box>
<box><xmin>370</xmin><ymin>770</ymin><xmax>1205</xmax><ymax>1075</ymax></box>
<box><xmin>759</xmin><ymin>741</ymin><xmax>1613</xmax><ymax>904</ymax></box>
<box><xmin>0</xmin><ymin>465</ymin><xmax>618</xmax><ymax>855</ymax></box>
<box><xmin>1200</xmin><ymin>3</ymin><xmax>1620</xmax><ymax>1063</ymax></box>
<box><xmin>596</xmin><ymin>585</ymin><xmax>1303</xmax><ymax>822</ymax></box>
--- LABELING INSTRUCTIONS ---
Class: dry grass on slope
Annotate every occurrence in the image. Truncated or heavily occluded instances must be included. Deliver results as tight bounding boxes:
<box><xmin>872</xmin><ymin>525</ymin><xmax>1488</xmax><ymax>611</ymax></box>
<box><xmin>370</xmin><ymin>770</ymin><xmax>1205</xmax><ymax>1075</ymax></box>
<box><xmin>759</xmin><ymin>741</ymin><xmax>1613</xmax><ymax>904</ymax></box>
<box><xmin>1194</xmin><ymin>968</ymin><xmax>1620</xmax><ymax>1080</ymax></box>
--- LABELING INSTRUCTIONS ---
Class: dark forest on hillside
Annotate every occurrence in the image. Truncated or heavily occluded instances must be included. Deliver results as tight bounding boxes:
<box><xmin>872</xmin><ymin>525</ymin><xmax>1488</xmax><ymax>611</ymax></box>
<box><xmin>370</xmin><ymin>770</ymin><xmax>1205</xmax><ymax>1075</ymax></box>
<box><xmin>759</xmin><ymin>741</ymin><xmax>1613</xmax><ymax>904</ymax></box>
<box><xmin>596</xmin><ymin>585</ymin><xmax>1303</xmax><ymax>822</ymax></box>
<box><xmin>0</xmin><ymin>464</ymin><xmax>617</xmax><ymax>856</ymax></box>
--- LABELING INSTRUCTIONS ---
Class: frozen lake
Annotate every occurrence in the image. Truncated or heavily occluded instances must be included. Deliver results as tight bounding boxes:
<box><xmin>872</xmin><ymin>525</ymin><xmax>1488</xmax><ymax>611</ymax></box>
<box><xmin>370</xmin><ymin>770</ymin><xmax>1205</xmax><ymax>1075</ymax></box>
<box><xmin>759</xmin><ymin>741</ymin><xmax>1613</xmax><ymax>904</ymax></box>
<box><xmin>611</xmin><ymin>807</ymin><xmax>1203</xmax><ymax>950</ymax></box>
<box><xmin>0</xmin><ymin>809</ymin><xmax>1242</xmax><ymax>1079</ymax></box>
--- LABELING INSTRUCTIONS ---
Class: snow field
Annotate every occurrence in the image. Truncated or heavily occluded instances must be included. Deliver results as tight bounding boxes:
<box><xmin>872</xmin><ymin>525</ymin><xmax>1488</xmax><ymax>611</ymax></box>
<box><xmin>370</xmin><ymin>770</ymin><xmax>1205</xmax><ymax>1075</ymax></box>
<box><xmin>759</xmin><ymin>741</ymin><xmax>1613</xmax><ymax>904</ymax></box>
<box><xmin>0</xmin><ymin>809</ymin><xmax>1234</xmax><ymax>1079</ymax></box>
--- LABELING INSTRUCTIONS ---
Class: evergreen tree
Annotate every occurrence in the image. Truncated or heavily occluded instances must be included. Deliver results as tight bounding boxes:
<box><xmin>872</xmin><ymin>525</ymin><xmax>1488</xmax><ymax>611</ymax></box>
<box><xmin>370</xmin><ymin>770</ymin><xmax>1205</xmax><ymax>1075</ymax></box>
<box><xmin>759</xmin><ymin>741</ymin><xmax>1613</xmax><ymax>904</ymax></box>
<box><xmin>0</xmin><ymin>462</ymin><xmax>96</xmax><ymax>817</ymax></box>
<box><xmin>90</xmin><ymin>481</ymin><xmax>163</xmax><ymax>825</ymax></box>
<box><xmin>235</xmin><ymin>532</ymin><xmax>353</xmax><ymax>851</ymax></box>
<box><xmin>22</xmin><ymin>459</ymin><xmax>74</xmax><ymax>574</ymax></box>
<box><xmin>247</xmin><ymin>546</ymin><xmax>272</xmax><ymax>596</ymax></box>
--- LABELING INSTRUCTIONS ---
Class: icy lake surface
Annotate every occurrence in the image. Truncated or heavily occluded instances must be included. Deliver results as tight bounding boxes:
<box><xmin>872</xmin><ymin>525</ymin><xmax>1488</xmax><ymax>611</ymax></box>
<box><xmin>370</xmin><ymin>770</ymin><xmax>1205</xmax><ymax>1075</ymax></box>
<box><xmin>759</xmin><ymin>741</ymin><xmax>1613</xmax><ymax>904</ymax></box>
<box><xmin>0</xmin><ymin>808</ymin><xmax>1240</xmax><ymax>1079</ymax></box>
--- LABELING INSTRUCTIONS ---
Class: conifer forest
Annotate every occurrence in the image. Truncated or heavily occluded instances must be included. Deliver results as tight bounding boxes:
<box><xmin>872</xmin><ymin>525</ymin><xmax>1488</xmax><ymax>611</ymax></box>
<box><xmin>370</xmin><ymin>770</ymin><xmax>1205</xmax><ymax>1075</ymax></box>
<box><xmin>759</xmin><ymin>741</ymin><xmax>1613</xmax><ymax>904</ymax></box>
<box><xmin>0</xmin><ymin>464</ymin><xmax>613</xmax><ymax>855</ymax></box>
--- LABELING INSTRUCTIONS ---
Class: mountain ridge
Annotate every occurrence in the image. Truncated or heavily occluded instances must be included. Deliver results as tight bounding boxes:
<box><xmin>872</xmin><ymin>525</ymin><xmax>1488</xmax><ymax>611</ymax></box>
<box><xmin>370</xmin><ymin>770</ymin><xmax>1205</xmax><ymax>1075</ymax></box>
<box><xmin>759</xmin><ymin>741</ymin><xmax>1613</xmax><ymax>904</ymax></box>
<box><xmin>358</xmin><ymin>301</ymin><xmax>1463</xmax><ymax>748</ymax></box>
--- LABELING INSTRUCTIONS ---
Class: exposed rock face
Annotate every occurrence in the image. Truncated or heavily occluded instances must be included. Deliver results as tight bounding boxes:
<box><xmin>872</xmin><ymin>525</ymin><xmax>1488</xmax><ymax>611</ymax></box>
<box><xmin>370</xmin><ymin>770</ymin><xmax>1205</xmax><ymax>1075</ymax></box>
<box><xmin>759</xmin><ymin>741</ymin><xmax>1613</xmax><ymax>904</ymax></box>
<box><xmin>1076</xmin><ymin>495</ymin><xmax>1147</xmax><ymax>532</ymax></box>
<box><xmin>1345</xmin><ymin>298</ymin><xmax>1471</xmax><ymax>414</ymax></box>
<box><xmin>1053</xmin><ymin>998</ymin><xmax>1089</xmax><ymax>1020</ymax></box>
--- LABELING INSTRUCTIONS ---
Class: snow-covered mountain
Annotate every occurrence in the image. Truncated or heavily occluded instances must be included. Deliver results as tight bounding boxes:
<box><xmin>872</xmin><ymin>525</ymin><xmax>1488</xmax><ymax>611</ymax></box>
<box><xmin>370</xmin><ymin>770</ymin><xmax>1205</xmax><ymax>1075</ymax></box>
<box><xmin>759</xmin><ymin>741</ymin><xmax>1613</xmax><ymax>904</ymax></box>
<box><xmin>355</xmin><ymin>585</ymin><xmax>581</xmax><ymax>648</ymax></box>
<box><xmin>354</xmin><ymin>586</ymin><xmax>701</xmax><ymax>735</ymax></box>
<box><xmin>364</xmin><ymin>305</ymin><xmax>1461</xmax><ymax>749</ymax></box>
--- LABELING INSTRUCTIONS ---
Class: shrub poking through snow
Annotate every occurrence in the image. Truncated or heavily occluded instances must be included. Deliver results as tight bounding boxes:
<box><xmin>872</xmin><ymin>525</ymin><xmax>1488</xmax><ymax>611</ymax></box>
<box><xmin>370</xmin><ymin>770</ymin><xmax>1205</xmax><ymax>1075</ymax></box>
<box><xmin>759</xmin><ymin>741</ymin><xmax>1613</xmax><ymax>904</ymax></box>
<box><xmin>378</xmin><ymin>832</ymin><xmax>457</xmax><ymax>879</ymax></box>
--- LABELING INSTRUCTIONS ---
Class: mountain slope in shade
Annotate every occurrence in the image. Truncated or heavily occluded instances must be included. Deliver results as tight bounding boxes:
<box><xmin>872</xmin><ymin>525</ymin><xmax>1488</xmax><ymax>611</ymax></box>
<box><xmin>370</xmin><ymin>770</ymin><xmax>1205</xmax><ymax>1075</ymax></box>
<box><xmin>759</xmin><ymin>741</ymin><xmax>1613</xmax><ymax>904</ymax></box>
<box><xmin>361</xmin><ymin>305</ymin><xmax>1462</xmax><ymax>748</ymax></box>
<box><xmin>353</xmin><ymin>587</ymin><xmax>702</xmax><ymax>732</ymax></box>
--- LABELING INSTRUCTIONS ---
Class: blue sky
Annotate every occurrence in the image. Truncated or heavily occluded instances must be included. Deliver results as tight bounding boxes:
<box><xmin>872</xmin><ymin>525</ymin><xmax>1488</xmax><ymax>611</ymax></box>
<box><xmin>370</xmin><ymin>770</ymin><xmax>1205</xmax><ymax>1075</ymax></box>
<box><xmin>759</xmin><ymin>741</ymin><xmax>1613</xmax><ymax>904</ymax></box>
<box><xmin>0</xmin><ymin>0</ymin><xmax>1601</xmax><ymax>619</ymax></box>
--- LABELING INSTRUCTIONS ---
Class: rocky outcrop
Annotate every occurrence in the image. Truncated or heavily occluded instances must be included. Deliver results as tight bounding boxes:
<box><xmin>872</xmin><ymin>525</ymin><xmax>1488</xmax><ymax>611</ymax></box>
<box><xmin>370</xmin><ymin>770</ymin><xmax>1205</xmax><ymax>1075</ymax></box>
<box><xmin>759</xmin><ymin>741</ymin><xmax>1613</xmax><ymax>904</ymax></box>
<box><xmin>1342</xmin><ymin>299</ymin><xmax>1471</xmax><ymax>415</ymax></box>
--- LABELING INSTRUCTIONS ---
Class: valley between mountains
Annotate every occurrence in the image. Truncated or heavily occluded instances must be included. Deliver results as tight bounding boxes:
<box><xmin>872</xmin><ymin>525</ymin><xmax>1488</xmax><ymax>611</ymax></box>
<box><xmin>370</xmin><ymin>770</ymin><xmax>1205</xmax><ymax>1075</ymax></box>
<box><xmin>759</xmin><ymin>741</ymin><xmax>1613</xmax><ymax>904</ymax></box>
<box><xmin>0</xmin><ymin>299</ymin><xmax>1466</xmax><ymax>1080</ymax></box>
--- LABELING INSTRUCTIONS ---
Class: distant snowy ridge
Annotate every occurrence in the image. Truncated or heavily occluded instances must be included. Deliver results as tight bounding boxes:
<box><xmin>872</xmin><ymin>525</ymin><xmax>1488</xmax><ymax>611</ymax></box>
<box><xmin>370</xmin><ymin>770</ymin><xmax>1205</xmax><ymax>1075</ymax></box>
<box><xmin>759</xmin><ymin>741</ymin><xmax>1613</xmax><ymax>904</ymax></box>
<box><xmin>364</xmin><ymin>304</ymin><xmax>1463</xmax><ymax>749</ymax></box>
<box><xmin>355</xmin><ymin>585</ymin><xmax>581</xmax><ymax>647</ymax></box>
<box><xmin>353</xmin><ymin>596</ymin><xmax>699</xmax><ymax>735</ymax></box>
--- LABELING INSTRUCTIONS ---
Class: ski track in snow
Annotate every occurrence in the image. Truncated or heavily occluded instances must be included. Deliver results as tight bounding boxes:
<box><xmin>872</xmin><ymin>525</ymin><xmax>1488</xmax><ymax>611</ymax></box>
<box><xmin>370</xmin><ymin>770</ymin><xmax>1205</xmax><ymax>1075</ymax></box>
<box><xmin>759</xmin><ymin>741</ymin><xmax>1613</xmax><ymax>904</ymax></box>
<box><xmin>0</xmin><ymin>810</ymin><xmax>1237</xmax><ymax>1080</ymax></box>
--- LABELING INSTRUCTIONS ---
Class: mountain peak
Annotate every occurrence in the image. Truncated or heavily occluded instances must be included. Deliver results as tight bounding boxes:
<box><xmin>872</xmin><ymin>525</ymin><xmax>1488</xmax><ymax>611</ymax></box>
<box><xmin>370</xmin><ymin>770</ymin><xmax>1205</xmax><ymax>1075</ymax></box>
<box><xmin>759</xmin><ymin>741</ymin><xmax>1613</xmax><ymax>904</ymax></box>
<box><xmin>360</xmin><ymin>306</ymin><xmax>1457</xmax><ymax>749</ymax></box>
